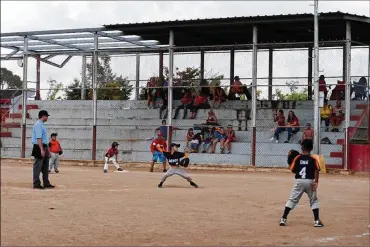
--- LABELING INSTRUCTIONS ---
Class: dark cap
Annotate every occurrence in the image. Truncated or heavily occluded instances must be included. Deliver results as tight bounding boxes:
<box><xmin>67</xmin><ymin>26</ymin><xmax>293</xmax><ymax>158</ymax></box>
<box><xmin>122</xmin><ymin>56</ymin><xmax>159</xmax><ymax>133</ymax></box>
<box><xmin>234</xmin><ymin>76</ymin><xmax>240</xmax><ymax>80</ymax></box>
<box><xmin>112</xmin><ymin>142</ymin><xmax>119</xmax><ymax>147</ymax></box>
<box><xmin>38</xmin><ymin>110</ymin><xmax>50</xmax><ymax>118</ymax></box>
<box><xmin>301</xmin><ymin>139</ymin><xmax>313</xmax><ymax>150</ymax></box>
<box><xmin>170</xmin><ymin>143</ymin><xmax>180</xmax><ymax>149</ymax></box>
<box><xmin>51</xmin><ymin>133</ymin><xmax>58</xmax><ymax>137</ymax></box>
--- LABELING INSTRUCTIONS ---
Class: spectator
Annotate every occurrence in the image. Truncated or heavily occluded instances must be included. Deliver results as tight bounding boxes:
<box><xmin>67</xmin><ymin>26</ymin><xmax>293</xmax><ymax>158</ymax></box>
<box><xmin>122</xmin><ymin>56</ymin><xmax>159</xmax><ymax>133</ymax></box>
<box><xmin>189</xmin><ymin>93</ymin><xmax>210</xmax><ymax>119</ymax></box>
<box><xmin>147</xmin><ymin>77</ymin><xmax>157</xmax><ymax>109</ymax></box>
<box><xmin>211</xmin><ymin>127</ymin><xmax>227</xmax><ymax>153</ymax></box>
<box><xmin>199</xmin><ymin>79</ymin><xmax>210</xmax><ymax>97</ymax></box>
<box><xmin>185</xmin><ymin>128</ymin><xmax>194</xmax><ymax>147</ymax></box>
<box><xmin>173</xmin><ymin>90</ymin><xmax>193</xmax><ymax>119</ymax></box>
<box><xmin>319</xmin><ymin>75</ymin><xmax>328</xmax><ymax>100</ymax></box>
<box><xmin>330</xmin><ymin>80</ymin><xmax>345</xmax><ymax>100</ymax></box>
<box><xmin>201</xmin><ymin>127</ymin><xmax>215</xmax><ymax>153</ymax></box>
<box><xmin>190</xmin><ymin>131</ymin><xmax>203</xmax><ymax>153</ymax></box>
<box><xmin>48</xmin><ymin>133</ymin><xmax>63</xmax><ymax>174</ymax></box>
<box><xmin>154</xmin><ymin>120</ymin><xmax>180</xmax><ymax>140</ymax></box>
<box><xmin>228</xmin><ymin>76</ymin><xmax>244</xmax><ymax>100</ymax></box>
<box><xmin>206</xmin><ymin>110</ymin><xmax>218</xmax><ymax>126</ymax></box>
<box><xmin>285</xmin><ymin>111</ymin><xmax>300</xmax><ymax>143</ymax></box>
<box><xmin>158</xmin><ymin>86</ymin><xmax>168</xmax><ymax>119</ymax></box>
<box><xmin>299</xmin><ymin>123</ymin><xmax>314</xmax><ymax>144</ymax></box>
<box><xmin>211</xmin><ymin>84</ymin><xmax>227</xmax><ymax>108</ymax></box>
<box><xmin>353</xmin><ymin>77</ymin><xmax>367</xmax><ymax>100</ymax></box>
<box><xmin>223</xmin><ymin>125</ymin><xmax>236</xmax><ymax>154</ymax></box>
<box><xmin>270</xmin><ymin>109</ymin><xmax>286</xmax><ymax>143</ymax></box>
<box><xmin>320</xmin><ymin>100</ymin><xmax>332</xmax><ymax>131</ymax></box>
<box><xmin>330</xmin><ymin>100</ymin><xmax>345</xmax><ymax>132</ymax></box>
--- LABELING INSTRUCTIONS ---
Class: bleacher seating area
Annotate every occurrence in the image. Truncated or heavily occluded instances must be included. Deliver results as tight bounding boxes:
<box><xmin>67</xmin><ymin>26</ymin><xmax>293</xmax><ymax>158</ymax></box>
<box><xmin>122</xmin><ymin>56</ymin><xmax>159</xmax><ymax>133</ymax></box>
<box><xmin>1</xmin><ymin>100</ymin><xmax>365</xmax><ymax>168</ymax></box>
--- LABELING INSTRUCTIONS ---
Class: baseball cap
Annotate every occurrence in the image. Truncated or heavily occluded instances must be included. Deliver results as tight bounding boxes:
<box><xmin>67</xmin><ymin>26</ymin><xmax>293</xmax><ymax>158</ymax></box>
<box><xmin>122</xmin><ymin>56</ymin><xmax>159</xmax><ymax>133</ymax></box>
<box><xmin>38</xmin><ymin>110</ymin><xmax>50</xmax><ymax>118</ymax></box>
<box><xmin>170</xmin><ymin>143</ymin><xmax>180</xmax><ymax>149</ymax></box>
<box><xmin>51</xmin><ymin>133</ymin><xmax>58</xmax><ymax>137</ymax></box>
<box><xmin>301</xmin><ymin>139</ymin><xmax>313</xmax><ymax>150</ymax></box>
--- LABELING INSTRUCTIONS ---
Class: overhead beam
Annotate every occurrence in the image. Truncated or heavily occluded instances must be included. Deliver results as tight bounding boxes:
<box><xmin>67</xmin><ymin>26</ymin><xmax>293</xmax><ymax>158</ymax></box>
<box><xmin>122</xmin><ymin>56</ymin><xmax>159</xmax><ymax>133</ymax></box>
<box><xmin>5</xmin><ymin>48</ymin><xmax>19</xmax><ymax>59</ymax></box>
<box><xmin>1</xmin><ymin>27</ymin><xmax>104</xmax><ymax>37</ymax></box>
<box><xmin>29</xmin><ymin>54</ymin><xmax>73</xmax><ymax>68</ymax></box>
<box><xmin>96</xmin><ymin>31</ymin><xmax>159</xmax><ymax>49</ymax></box>
<box><xmin>27</xmin><ymin>35</ymin><xmax>90</xmax><ymax>51</ymax></box>
<box><xmin>1</xmin><ymin>32</ymin><xmax>126</xmax><ymax>42</ymax></box>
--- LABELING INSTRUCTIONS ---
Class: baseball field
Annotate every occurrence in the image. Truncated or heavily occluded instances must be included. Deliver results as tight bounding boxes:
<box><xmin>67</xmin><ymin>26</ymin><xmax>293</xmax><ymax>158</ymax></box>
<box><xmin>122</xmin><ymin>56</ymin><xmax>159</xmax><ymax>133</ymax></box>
<box><xmin>1</xmin><ymin>160</ymin><xmax>369</xmax><ymax>246</ymax></box>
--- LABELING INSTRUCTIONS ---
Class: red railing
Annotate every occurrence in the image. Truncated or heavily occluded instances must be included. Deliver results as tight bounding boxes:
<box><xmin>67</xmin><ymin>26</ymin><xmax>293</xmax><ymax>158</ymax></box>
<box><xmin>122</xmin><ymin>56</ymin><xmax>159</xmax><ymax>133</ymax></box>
<box><xmin>0</xmin><ymin>90</ymin><xmax>21</xmax><ymax>123</ymax></box>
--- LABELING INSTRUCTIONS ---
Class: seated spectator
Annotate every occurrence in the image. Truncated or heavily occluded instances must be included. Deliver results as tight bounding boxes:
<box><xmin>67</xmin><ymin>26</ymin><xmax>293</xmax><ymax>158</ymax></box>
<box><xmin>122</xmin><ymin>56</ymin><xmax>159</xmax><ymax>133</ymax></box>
<box><xmin>205</xmin><ymin>110</ymin><xmax>218</xmax><ymax>126</ymax></box>
<box><xmin>228</xmin><ymin>76</ymin><xmax>244</xmax><ymax>100</ymax></box>
<box><xmin>201</xmin><ymin>127</ymin><xmax>215</xmax><ymax>153</ymax></box>
<box><xmin>211</xmin><ymin>127</ymin><xmax>227</xmax><ymax>153</ymax></box>
<box><xmin>190</xmin><ymin>131</ymin><xmax>203</xmax><ymax>153</ymax></box>
<box><xmin>210</xmin><ymin>83</ymin><xmax>227</xmax><ymax>108</ymax></box>
<box><xmin>285</xmin><ymin>111</ymin><xmax>300</xmax><ymax>143</ymax></box>
<box><xmin>270</xmin><ymin>109</ymin><xmax>286</xmax><ymax>143</ymax></box>
<box><xmin>223</xmin><ymin>125</ymin><xmax>236</xmax><ymax>154</ymax></box>
<box><xmin>158</xmin><ymin>87</ymin><xmax>168</xmax><ymax>120</ymax></box>
<box><xmin>330</xmin><ymin>100</ymin><xmax>345</xmax><ymax>132</ymax></box>
<box><xmin>189</xmin><ymin>93</ymin><xmax>210</xmax><ymax>119</ymax></box>
<box><xmin>330</xmin><ymin>80</ymin><xmax>345</xmax><ymax>100</ymax></box>
<box><xmin>154</xmin><ymin>120</ymin><xmax>179</xmax><ymax>140</ymax></box>
<box><xmin>353</xmin><ymin>77</ymin><xmax>367</xmax><ymax>100</ymax></box>
<box><xmin>319</xmin><ymin>75</ymin><xmax>328</xmax><ymax>100</ymax></box>
<box><xmin>147</xmin><ymin>77</ymin><xmax>157</xmax><ymax>109</ymax></box>
<box><xmin>299</xmin><ymin>123</ymin><xmax>314</xmax><ymax>144</ymax></box>
<box><xmin>173</xmin><ymin>90</ymin><xmax>193</xmax><ymax>119</ymax></box>
<box><xmin>185</xmin><ymin>128</ymin><xmax>194</xmax><ymax>147</ymax></box>
<box><xmin>320</xmin><ymin>99</ymin><xmax>332</xmax><ymax>131</ymax></box>
<box><xmin>199</xmin><ymin>79</ymin><xmax>210</xmax><ymax>97</ymax></box>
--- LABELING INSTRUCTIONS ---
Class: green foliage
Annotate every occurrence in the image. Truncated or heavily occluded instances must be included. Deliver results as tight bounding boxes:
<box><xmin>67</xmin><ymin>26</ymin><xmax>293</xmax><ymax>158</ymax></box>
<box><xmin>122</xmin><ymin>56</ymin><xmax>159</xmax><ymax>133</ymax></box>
<box><xmin>273</xmin><ymin>81</ymin><xmax>308</xmax><ymax>100</ymax></box>
<box><xmin>65</xmin><ymin>78</ymin><xmax>89</xmax><ymax>100</ymax></box>
<box><xmin>46</xmin><ymin>77</ymin><xmax>63</xmax><ymax>100</ymax></box>
<box><xmin>0</xmin><ymin>68</ymin><xmax>22</xmax><ymax>89</ymax></box>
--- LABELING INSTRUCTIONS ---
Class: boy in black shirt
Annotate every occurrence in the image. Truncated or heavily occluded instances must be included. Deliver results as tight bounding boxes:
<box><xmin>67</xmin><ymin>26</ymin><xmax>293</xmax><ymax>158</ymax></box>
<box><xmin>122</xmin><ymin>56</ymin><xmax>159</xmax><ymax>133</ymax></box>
<box><xmin>279</xmin><ymin>139</ymin><xmax>324</xmax><ymax>227</ymax></box>
<box><xmin>158</xmin><ymin>143</ymin><xmax>199</xmax><ymax>188</ymax></box>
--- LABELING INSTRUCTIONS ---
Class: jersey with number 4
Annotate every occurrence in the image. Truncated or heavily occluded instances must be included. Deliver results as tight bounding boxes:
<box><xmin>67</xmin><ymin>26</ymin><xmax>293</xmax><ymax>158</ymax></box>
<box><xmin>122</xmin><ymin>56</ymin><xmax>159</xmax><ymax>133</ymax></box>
<box><xmin>290</xmin><ymin>154</ymin><xmax>320</xmax><ymax>179</ymax></box>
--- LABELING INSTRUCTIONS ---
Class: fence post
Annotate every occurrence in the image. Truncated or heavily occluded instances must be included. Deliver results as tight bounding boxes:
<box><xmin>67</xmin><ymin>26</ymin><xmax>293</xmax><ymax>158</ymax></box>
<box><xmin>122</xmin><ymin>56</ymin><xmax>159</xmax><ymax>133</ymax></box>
<box><xmin>92</xmin><ymin>33</ymin><xmax>98</xmax><ymax>161</ymax></box>
<box><xmin>35</xmin><ymin>55</ymin><xmax>41</xmax><ymax>100</ymax></box>
<box><xmin>21</xmin><ymin>36</ymin><xmax>28</xmax><ymax>158</ymax></box>
<box><xmin>251</xmin><ymin>26</ymin><xmax>258</xmax><ymax>167</ymax></box>
<box><xmin>167</xmin><ymin>30</ymin><xmax>174</xmax><ymax>145</ymax></box>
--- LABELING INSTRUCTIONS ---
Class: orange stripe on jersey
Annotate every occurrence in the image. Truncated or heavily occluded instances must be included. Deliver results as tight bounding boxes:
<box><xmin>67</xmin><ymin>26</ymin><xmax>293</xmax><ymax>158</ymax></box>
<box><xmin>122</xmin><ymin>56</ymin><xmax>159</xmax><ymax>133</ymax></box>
<box><xmin>290</xmin><ymin>155</ymin><xmax>301</xmax><ymax>171</ymax></box>
<box><xmin>311</xmin><ymin>155</ymin><xmax>321</xmax><ymax>171</ymax></box>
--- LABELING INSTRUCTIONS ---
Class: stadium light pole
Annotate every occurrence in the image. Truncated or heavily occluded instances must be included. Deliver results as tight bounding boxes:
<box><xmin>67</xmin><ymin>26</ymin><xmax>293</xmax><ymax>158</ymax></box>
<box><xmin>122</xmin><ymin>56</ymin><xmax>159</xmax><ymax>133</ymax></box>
<box><xmin>21</xmin><ymin>36</ymin><xmax>29</xmax><ymax>158</ymax></box>
<box><xmin>313</xmin><ymin>0</ymin><xmax>320</xmax><ymax>155</ymax></box>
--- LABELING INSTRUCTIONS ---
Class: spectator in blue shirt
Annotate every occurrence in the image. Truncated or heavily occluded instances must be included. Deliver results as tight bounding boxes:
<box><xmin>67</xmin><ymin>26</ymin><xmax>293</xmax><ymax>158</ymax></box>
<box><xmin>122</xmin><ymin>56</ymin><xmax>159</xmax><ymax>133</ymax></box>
<box><xmin>211</xmin><ymin>127</ymin><xmax>227</xmax><ymax>153</ymax></box>
<box><xmin>31</xmin><ymin>110</ymin><xmax>55</xmax><ymax>189</ymax></box>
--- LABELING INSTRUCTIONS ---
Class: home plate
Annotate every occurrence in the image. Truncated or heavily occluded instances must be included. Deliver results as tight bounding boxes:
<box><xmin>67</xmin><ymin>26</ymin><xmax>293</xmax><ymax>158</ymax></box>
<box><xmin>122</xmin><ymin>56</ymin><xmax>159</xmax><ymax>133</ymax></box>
<box><xmin>114</xmin><ymin>170</ymin><xmax>129</xmax><ymax>173</ymax></box>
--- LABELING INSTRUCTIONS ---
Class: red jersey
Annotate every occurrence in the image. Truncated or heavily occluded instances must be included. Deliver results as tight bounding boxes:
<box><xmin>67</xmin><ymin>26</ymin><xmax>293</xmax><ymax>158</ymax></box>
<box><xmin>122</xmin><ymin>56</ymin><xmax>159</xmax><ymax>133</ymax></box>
<box><xmin>150</xmin><ymin>138</ymin><xmax>167</xmax><ymax>153</ymax></box>
<box><xmin>194</xmin><ymin>95</ymin><xmax>207</xmax><ymax>106</ymax></box>
<box><xmin>181</xmin><ymin>93</ymin><xmax>193</xmax><ymax>105</ymax></box>
<box><xmin>275</xmin><ymin>115</ymin><xmax>286</xmax><ymax>127</ymax></box>
<box><xmin>49</xmin><ymin>139</ymin><xmax>61</xmax><ymax>153</ymax></box>
<box><xmin>106</xmin><ymin>147</ymin><xmax>118</xmax><ymax>158</ymax></box>
<box><xmin>289</xmin><ymin>116</ymin><xmax>299</xmax><ymax>127</ymax></box>
<box><xmin>319</xmin><ymin>79</ymin><xmax>327</xmax><ymax>92</ymax></box>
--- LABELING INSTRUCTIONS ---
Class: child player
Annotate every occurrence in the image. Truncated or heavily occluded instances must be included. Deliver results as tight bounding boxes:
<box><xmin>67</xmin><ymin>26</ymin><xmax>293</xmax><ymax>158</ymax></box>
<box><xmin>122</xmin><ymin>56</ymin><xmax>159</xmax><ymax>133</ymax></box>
<box><xmin>158</xmin><ymin>143</ymin><xmax>198</xmax><ymax>188</ymax></box>
<box><xmin>104</xmin><ymin>142</ymin><xmax>124</xmax><ymax>173</ymax></box>
<box><xmin>150</xmin><ymin>132</ymin><xmax>168</xmax><ymax>172</ymax></box>
<box><xmin>279</xmin><ymin>139</ymin><xmax>324</xmax><ymax>227</ymax></box>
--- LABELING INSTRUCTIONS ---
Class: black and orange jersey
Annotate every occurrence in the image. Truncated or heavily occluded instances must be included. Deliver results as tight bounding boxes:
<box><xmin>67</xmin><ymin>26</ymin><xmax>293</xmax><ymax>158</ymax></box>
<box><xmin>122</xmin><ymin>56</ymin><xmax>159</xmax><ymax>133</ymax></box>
<box><xmin>290</xmin><ymin>154</ymin><xmax>320</xmax><ymax>179</ymax></box>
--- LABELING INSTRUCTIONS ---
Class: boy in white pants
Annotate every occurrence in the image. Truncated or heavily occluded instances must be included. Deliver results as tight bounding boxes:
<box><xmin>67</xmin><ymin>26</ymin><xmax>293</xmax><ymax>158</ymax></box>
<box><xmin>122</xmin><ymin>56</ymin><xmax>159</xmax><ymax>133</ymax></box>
<box><xmin>104</xmin><ymin>142</ymin><xmax>124</xmax><ymax>173</ymax></box>
<box><xmin>48</xmin><ymin>133</ymin><xmax>63</xmax><ymax>173</ymax></box>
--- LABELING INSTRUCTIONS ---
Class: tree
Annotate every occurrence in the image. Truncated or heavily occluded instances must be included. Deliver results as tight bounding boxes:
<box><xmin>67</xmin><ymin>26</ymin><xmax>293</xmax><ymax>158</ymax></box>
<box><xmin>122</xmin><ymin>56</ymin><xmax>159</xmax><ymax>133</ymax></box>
<box><xmin>1</xmin><ymin>68</ymin><xmax>22</xmax><ymax>89</ymax></box>
<box><xmin>273</xmin><ymin>81</ymin><xmax>308</xmax><ymax>100</ymax></box>
<box><xmin>46</xmin><ymin>77</ymin><xmax>63</xmax><ymax>100</ymax></box>
<box><xmin>65</xmin><ymin>78</ymin><xmax>89</xmax><ymax>100</ymax></box>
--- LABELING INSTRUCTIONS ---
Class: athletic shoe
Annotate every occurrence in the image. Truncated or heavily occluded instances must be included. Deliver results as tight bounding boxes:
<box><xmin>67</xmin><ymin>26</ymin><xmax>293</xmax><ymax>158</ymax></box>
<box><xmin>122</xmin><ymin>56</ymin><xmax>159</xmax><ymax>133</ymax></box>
<box><xmin>279</xmin><ymin>218</ymin><xmax>287</xmax><ymax>226</ymax></box>
<box><xmin>158</xmin><ymin>182</ymin><xmax>163</xmax><ymax>188</ymax></box>
<box><xmin>314</xmin><ymin>220</ymin><xmax>324</xmax><ymax>227</ymax></box>
<box><xmin>275</xmin><ymin>140</ymin><xmax>279</xmax><ymax>143</ymax></box>
<box><xmin>104</xmin><ymin>169</ymin><xmax>108</xmax><ymax>173</ymax></box>
<box><xmin>117</xmin><ymin>168</ymin><xmax>123</xmax><ymax>171</ymax></box>
<box><xmin>55</xmin><ymin>169</ymin><xmax>59</xmax><ymax>173</ymax></box>
<box><xmin>190</xmin><ymin>182</ymin><xmax>198</xmax><ymax>188</ymax></box>
<box><xmin>227</xmin><ymin>151</ymin><xmax>231</xmax><ymax>154</ymax></box>
<box><xmin>33</xmin><ymin>185</ymin><xmax>45</xmax><ymax>190</ymax></box>
<box><xmin>163</xmin><ymin>169</ymin><xmax>167</xmax><ymax>172</ymax></box>
<box><xmin>150</xmin><ymin>168</ymin><xmax>154</xmax><ymax>172</ymax></box>
<box><xmin>44</xmin><ymin>184</ymin><xmax>55</xmax><ymax>189</ymax></box>
<box><xmin>284</xmin><ymin>140</ymin><xmax>289</xmax><ymax>143</ymax></box>
<box><xmin>269</xmin><ymin>137</ymin><xmax>275</xmax><ymax>141</ymax></box>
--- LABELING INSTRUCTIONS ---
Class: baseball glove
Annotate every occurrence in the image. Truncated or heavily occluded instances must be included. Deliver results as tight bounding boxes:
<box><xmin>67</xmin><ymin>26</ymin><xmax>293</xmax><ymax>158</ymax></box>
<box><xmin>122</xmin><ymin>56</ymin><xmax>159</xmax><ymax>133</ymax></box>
<box><xmin>287</xmin><ymin>149</ymin><xmax>300</xmax><ymax>167</ymax></box>
<box><xmin>59</xmin><ymin>151</ymin><xmax>63</xmax><ymax>155</ymax></box>
<box><xmin>180</xmin><ymin>158</ymin><xmax>190</xmax><ymax>167</ymax></box>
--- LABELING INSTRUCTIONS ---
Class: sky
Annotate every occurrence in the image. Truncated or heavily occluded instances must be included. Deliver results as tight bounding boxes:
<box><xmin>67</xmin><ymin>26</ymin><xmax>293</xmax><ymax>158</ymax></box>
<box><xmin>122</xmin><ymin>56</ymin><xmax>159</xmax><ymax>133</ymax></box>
<box><xmin>1</xmin><ymin>1</ymin><xmax>369</xmax><ymax>99</ymax></box>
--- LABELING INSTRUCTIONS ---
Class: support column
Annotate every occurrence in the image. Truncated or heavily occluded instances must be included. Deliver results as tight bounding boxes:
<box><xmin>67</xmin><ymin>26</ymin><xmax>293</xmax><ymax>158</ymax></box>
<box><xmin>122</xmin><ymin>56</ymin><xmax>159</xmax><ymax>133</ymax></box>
<box><xmin>268</xmin><ymin>48</ymin><xmax>273</xmax><ymax>100</ymax></box>
<box><xmin>313</xmin><ymin>0</ymin><xmax>320</xmax><ymax>155</ymax></box>
<box><xmin>167</xmin><ymin>30</ymin><xmax>174</xmax><ymax>145</ymax></box>
<box><xmin>308</xmin><ymin>46</ymin><xmax>313</xmax><ymax>100</ymax></box>
<box><xmin>21</xmin><ymin>36</ymin><xmax>29</xmax><ymax>158</ymax></box>
<box><xmin>200</xmin><ymin>50</ymin><xmax>205</xmax><ymax>80</ymax></box>
<box><xmin>135</xmin><ymin>53</ymin><xmax>140</xmax><ymax>100</ymax></box>
<box><xmin>35</xmin><ymin>55</ymin><xmax>41</xmax><ymax>100</ymax></box>
<box><xmin>159</xmin><ymin>51</ymin><xmax>164</xmax><ymax>82</ymax></box>
<box><xmin>230</xmin><ymin>49</ymin><xmax>235</xmax><ymax>85</ymax></box>
<box><xmin>251</xmin><ymin>26</ymin><xmax>258</xmax><ymax>167</ymax></box>
<box><xmin>344</xmin><ymin>21</ymin><xmax>352</xmax><ymax>170</ymax></box>
<box><xmin>368</xmin><ymin>45</ymin><xmax>370</xmax><ymax>142</ymax></box>
<box><xmin>92</xmin><ymin>33</ymin><xmax>98</xmax><ymax>161</ymax></box>
<box><xmin>81</xmin><ymin>55</ymin><xmax>86</xmax><ymax>100</ymax></box>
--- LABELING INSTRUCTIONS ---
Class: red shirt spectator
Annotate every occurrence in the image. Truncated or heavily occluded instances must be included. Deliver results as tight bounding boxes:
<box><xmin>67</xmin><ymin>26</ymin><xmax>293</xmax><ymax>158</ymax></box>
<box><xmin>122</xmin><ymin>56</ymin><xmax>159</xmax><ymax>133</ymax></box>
<box><xmin>194</xmin><ymin>95</ymin><xmax>207</xmax><ymax>106</ymax></box>
<box><xmin>181</xmin><ymin>92</ymin><xmax>193</xmax><ymax>105</ymax></box>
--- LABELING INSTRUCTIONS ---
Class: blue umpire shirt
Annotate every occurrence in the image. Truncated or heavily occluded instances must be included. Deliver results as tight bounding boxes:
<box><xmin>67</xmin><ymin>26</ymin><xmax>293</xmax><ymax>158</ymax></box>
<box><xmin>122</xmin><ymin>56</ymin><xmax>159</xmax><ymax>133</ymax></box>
<box><xmin>32</xmin><ymin>120</ymin><xmax>49</xmax><ymax>145</ymax></box>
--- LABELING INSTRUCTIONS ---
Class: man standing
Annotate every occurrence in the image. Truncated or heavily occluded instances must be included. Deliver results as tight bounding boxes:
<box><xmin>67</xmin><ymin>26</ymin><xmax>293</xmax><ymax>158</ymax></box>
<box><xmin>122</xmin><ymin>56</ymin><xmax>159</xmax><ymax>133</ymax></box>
<box><xmin>31</xmin><ymin>110</ymin><xmax>55</xmax><ymax>189</ymax></box>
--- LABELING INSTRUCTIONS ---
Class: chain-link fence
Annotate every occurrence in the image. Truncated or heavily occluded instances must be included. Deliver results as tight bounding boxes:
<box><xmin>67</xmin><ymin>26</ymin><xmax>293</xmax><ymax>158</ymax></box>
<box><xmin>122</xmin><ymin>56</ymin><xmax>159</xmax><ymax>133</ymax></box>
<box><xmin>1</xmin><ymin>42</ymin><xmax>369</xmax><ymax>170</ymax></box>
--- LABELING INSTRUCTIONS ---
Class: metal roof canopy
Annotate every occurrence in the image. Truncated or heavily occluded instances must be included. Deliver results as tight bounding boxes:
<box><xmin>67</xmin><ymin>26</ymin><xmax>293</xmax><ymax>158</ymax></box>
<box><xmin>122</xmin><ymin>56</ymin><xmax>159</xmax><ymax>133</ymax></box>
<box><xmin>105</xmin><ymin>11</ymin><xmax>370</xmax><ymax>48</ymax></box>
<box><xmin>0</xmin><ymin>27</ymin><xmax>165</xmax><ymax>67</ymax></box>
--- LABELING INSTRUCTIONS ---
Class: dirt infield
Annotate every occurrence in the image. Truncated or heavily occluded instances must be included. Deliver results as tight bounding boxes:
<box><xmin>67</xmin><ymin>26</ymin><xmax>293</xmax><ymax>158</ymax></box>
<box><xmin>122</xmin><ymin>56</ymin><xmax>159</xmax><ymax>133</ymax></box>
<box><xmin>1</xmin><ymin>160</ymin><xmax>369</xmax><ymax>246</ymax></box>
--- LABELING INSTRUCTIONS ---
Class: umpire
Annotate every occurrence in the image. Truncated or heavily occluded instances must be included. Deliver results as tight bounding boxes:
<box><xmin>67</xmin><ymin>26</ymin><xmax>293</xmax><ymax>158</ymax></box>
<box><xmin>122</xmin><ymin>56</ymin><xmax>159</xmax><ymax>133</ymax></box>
<box><xmin>31</xmin><ymin>110</ymin><xmax>55</xmax><ymax>189</ymax></box>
